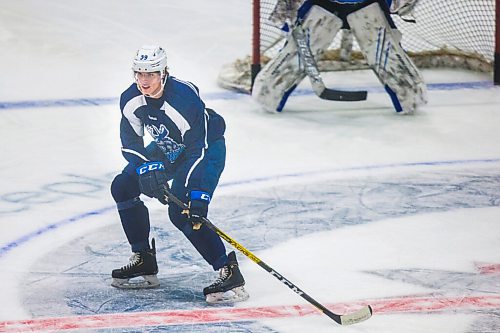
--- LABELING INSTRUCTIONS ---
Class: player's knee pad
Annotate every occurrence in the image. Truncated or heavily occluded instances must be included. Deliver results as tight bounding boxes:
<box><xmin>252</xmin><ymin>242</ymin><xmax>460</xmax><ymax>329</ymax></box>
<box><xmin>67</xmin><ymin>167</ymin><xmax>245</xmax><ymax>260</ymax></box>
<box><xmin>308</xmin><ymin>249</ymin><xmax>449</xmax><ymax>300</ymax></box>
<box><xmin>252</xmin><ymin>5</ymin><xmax>343</xmax><ymax>112</ymax></box>
<box><xmin>111</xmin><ymin>172</ymin><xmax>141</xmax><ymax>203</ymax></box>
<box><xmin>347</xmin><ymin>1</ymin><xmax>427</xmax><ymax>113</ymax></box>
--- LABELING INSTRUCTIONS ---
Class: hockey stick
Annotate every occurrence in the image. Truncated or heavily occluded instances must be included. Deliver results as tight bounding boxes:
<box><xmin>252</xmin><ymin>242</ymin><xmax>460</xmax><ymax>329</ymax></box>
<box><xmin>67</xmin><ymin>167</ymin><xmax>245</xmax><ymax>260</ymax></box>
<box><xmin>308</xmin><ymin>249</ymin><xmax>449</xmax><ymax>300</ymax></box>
<box><xmin>292</xmin><ymin>23</ymin><xmax>368</xmax><ymax>101</ymax></box>
<box><xmin>162</xmin><ymin>186</ymin><xmax>373</xmax><ymax>325</ymax></box>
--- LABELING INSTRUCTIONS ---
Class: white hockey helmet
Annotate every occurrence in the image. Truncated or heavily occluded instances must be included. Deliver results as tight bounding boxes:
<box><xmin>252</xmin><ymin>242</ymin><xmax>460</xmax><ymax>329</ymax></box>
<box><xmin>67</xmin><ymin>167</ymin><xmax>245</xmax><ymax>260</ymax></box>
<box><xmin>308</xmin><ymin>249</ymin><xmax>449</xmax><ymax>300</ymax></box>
<box><xmin>132</xmin><ymin>45</ymin><xmax>168</xmax><ymax>73</ymax></box>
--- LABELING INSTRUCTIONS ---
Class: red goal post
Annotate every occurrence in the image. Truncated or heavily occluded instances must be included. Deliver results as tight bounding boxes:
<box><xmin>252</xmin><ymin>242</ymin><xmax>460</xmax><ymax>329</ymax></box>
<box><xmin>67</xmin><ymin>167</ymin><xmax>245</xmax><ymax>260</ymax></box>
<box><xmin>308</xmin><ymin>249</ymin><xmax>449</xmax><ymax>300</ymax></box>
<box><xmin>496</xmin><ymin>0</ymin><xmax>500</xmax><ymax>84</ymax></box>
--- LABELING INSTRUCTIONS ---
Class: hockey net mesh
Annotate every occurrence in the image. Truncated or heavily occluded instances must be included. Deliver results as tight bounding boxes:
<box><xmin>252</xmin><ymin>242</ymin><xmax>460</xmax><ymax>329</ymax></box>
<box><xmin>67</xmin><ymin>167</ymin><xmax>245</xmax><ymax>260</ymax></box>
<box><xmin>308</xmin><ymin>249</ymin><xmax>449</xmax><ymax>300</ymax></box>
<box><xmin>218</xmin><ymin>0</ymin><xmax>496</xmax><ymax>92</ymax></box>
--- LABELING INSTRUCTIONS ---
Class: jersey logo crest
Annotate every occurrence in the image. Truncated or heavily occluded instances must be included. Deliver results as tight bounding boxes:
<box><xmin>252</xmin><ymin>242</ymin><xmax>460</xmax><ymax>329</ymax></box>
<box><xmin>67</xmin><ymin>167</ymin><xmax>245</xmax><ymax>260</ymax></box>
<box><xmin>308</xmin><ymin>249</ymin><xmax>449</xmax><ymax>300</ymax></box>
<box><xmin>145</xmin><ymin>123</ymin><xmax>186</xmax><ymax>163</ymax></box>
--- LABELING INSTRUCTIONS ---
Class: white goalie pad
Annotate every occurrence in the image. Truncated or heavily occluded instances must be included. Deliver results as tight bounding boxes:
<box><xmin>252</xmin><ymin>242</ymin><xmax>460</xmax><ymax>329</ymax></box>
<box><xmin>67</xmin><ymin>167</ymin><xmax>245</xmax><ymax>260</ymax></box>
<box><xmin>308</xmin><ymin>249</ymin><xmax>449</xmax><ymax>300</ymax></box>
<box><xmin>268</xmin><ymin>0</ymin><xmax>303</xmax><ymax>29</ymax></box>
<box><xmin>390</xmin><ymin>0</ymin><xmax>419</xmax><ymax>17</ymax></box>
<box><xmin>252</xmin><ymin>5</ymin><xmax>343</xmax><ymax>113</ymax></box>
<box><xmin>347</xmin><ymin>2</ymin><xmax>427</xmax><ymax>113</ymax></box>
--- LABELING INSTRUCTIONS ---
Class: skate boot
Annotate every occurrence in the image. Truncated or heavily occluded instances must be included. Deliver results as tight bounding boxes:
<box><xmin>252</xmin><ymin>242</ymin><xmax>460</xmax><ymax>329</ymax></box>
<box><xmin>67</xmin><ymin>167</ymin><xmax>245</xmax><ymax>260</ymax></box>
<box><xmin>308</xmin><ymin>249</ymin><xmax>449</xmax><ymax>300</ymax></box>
<box><xmin>111</xmin><ymin>238</ymin><xmax>159</xmax><ymax>289</ymax></box>
<box><xmin>203</xmin><ymin>251</ymin><xmax>249</xmax><ymax>303</ymax></box>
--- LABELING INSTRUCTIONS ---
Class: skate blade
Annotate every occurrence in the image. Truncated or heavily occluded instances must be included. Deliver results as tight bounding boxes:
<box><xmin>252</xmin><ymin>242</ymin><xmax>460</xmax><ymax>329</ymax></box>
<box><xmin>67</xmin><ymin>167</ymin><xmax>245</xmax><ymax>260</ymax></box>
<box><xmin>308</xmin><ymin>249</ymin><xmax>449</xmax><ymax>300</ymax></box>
<box><xmin>206</xmin><ymin>286</ymin><xmax>249</xmax><ymax>304</ymax></box>
<box><xmin>111</xmin><ymin>275</ymin><xmax>160</xmax><ymax>289</ymax></box>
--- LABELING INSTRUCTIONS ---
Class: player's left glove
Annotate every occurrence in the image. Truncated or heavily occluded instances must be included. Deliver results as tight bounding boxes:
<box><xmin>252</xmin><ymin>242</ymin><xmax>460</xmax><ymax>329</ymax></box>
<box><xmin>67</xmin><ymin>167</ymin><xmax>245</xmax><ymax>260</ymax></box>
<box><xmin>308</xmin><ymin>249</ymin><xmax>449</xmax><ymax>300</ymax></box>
<box><xmin>136</xmin><ymin>161</ymin><xmax>170</xmax><ymax>204</ymax></box>
<box><xmin>184</xmin><ymin>190</ymin><xmax>211</xmax><ymax>230</ymax></box>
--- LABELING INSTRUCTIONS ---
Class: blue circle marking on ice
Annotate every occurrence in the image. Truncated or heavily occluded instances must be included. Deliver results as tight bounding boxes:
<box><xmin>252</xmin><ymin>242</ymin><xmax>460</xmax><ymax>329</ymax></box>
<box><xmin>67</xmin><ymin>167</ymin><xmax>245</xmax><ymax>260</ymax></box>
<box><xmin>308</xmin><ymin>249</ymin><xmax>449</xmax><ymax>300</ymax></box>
<box><xmin>1</xmin><ymin>157</ymin><xmax>500</xmax><ymax>259</ymax></box>
<box><xmin>0</xmin><ymin>206</ymin><xmax>114</xmax><ymax>258</ymax></box>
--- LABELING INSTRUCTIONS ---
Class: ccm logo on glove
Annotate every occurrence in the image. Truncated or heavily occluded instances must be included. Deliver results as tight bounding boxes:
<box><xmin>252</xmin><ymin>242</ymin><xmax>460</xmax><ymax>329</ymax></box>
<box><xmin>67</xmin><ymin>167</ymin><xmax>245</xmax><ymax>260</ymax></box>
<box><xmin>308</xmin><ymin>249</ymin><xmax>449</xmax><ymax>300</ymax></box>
<box><xmin>190</xmin><ymin>190</ymin><xmax>211</xmax><ymax>203</ymax></box>
<box><xmin>136</xmin><ymin>162</ymin><xmax>165</xmax><ymax>175</ymax></box>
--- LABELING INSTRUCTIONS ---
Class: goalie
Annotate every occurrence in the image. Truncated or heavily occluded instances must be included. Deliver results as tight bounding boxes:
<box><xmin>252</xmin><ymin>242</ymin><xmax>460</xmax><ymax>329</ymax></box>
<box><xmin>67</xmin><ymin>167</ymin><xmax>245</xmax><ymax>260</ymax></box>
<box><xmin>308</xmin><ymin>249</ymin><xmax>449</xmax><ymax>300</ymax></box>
<box><xmin>252</xmin><ymin>0</ymin><xmax>427</xmax><ymax>114</ymax></box>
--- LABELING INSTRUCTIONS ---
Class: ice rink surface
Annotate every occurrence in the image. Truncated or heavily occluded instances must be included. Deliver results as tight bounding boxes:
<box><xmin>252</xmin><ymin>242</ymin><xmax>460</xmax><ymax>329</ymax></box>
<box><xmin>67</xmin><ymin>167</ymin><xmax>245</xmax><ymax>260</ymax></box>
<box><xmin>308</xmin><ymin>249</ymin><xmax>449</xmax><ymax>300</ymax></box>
<box><xmin>1</xmin><ymin>1</ymin><xmax>500</xmax><ymax>332</ymax></box>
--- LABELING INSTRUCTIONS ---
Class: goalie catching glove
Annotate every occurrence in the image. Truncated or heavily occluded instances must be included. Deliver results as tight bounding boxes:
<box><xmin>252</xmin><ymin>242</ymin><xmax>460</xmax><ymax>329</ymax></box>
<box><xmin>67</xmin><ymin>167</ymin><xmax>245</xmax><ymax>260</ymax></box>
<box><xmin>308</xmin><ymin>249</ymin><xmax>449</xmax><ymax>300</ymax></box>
<box><xmin>136</xmin><ymin>161</ymin><xmax>170</xmax><ymax>204</ymax></box>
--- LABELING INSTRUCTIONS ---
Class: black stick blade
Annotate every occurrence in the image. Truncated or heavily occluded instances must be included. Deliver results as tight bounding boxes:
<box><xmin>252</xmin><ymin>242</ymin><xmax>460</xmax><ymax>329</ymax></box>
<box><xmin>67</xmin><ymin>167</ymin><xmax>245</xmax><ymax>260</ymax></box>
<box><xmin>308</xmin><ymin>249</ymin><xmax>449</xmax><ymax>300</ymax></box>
<box><xmin>319</xmin><ymin>88</ymin><xmax>368</xmax><ymax>101</ymax></box>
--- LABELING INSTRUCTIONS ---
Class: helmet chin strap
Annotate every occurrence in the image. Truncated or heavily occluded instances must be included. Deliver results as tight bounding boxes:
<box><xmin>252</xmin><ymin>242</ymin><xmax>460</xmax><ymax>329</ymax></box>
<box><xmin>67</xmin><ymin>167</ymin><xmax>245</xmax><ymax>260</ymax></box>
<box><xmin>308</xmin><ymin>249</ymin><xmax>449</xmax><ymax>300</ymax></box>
<box><xmin>140</xmin><ymin>84</ymin><xmax>163</xmax><ymax>98</ymax></box>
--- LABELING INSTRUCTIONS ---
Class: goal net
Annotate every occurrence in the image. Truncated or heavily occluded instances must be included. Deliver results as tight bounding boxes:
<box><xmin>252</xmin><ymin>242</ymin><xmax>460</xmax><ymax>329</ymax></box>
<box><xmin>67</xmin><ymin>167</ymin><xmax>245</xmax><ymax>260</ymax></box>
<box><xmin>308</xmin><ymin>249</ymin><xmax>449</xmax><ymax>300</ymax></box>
<box><xmin>218</xmin><ymin>0</ymin><xmax>499</xmax><ymax>93</ymax></box>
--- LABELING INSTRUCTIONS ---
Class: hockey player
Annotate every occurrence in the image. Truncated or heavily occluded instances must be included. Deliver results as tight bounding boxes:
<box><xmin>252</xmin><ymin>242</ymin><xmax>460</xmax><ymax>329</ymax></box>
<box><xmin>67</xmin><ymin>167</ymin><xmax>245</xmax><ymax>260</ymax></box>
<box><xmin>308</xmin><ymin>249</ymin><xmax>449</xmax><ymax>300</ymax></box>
<box><xmin>252</xmin><ymin>0</ymin><xmax>426</xmax><ymax>114</ymax></box>
<box><xmin>110</xmin><ymin>45</ymin><xmax>248</xmax><ymax>303</ymax></box>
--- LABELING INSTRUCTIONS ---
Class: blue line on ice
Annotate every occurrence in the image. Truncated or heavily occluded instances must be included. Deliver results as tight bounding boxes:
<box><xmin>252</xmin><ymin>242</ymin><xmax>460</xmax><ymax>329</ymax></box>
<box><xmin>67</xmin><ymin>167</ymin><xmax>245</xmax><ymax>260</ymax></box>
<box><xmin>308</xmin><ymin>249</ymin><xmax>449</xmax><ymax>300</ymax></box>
<box><xmin>1</xmin><ymin>157</ymin><xmax>499</xmax><ymax>258</ymax></box>
<box><xmin>0</xmin><ymin>81</ymin><xmax>496</xmax><ymax>110</ymax></box>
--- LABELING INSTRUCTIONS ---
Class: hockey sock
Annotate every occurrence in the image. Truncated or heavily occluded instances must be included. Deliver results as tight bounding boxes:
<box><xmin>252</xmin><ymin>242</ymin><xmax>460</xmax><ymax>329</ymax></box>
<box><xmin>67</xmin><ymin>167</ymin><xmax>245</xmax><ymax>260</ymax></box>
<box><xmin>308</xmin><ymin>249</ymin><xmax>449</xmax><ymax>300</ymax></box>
<box><xmin>118</xmin><ymin>200</ymin><xmax>151</xmax><ymax>252</ymax></box>
<box><xmin>111</xmin><ymin>172</ymin><xmax>151</xmax><ymax>252</ymax></box>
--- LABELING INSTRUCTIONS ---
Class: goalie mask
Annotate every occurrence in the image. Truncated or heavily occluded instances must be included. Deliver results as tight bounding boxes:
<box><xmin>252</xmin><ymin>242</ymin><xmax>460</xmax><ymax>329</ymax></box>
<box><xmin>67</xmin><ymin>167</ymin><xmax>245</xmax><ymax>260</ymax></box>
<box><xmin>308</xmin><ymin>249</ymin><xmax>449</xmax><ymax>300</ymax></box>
<box><xmin>132</xmin><ymin>45</ymin><xmax>169</xmax><ymax>97</ymax></box>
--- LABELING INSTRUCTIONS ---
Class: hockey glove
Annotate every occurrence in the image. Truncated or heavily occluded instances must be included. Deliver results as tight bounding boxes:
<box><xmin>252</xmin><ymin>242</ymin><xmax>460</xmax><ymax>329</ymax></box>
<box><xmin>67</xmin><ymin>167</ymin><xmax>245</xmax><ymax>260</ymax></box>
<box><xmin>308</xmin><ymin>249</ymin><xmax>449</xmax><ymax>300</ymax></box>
<box><xmin>185</xmin><ymin>190</ymin><xmax>211</xmax><ymax>230</ymax></box>
<box><xmin>136</xmin><ymin>162</ymin><xmax>170</xmax><ymax>204</ymax></box>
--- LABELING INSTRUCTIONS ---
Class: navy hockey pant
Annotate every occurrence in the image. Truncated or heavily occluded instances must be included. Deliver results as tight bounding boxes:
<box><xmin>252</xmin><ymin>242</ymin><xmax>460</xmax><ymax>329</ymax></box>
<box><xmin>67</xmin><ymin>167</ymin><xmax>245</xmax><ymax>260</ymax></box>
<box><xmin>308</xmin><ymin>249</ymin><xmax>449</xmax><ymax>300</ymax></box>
<box><xmin>111</xmin><ymin>138</ymin><xmax>227</xmax><ymax>271</ymax></box>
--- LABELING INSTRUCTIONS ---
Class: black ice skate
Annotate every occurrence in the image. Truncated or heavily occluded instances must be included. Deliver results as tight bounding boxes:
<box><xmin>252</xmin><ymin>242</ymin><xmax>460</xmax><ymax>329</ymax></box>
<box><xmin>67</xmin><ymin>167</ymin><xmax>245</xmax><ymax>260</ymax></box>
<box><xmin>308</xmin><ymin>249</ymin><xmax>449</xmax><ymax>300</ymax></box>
<box><xmin>111</xmin><ymin>238</ymin><xmax>159</xmax><ymax>289</ymax></box>
<box><xmin>203</xmin><ymin>251</ymin><xmax>249</xmax><ymax>303</ymax></box>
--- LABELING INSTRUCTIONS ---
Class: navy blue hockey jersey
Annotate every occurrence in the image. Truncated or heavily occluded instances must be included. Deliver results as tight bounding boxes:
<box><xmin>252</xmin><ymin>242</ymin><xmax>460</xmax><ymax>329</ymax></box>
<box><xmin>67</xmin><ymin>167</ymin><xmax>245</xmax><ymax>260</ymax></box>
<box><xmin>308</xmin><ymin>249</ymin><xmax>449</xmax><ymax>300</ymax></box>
<box><xmin>119</xmin><ymin>76</ymin><xmax>225</xmax><ymax>189</ymax></box>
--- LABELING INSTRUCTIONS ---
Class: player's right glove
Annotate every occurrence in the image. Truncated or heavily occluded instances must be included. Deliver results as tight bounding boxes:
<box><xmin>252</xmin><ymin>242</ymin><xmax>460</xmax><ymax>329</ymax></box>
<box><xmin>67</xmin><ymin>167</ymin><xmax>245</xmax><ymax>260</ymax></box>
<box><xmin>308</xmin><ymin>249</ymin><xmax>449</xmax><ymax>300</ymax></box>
<box><xmin>183</xmin><ymin>190</ymin><xmax>211</xmax><ymax>230</ymax></box>
<box><xmin>136</xmin><ymin>161</ymin><xmax>170</xmax><ymax>204</ymax></box>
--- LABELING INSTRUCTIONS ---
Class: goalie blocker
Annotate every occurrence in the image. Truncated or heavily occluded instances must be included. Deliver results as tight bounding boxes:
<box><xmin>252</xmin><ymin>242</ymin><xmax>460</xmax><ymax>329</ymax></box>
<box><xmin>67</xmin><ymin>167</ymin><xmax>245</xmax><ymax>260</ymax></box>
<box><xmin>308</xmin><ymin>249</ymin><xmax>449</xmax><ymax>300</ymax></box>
<box><xmin>252</xmin><ymin>0</ymin><xmax>427</xmax><ymax>114</ymax></box>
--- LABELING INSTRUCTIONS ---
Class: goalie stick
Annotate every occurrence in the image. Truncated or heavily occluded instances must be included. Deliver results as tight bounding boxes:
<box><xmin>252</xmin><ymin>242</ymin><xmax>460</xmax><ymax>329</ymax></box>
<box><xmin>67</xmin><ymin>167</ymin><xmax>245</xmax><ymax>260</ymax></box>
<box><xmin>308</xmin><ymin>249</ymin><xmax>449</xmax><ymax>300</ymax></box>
<box><xmin>162</xmin><ymin>186</ymin><xmax>373</xmax><ymax>326</ymax></box>
<box><xmin>292</xmin><ymin>23</ymin><xmax>368</xmax><ymax>102</ymax></box>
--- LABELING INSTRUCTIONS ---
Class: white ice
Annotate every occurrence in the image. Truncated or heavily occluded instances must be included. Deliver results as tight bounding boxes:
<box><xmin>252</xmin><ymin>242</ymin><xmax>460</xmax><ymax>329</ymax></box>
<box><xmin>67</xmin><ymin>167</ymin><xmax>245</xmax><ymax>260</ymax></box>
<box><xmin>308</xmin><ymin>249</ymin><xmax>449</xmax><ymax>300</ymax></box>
<box><xmin>1</xmin><ymin>1</ymin><xmax>500</xmax><ymax>332</ymax></box>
